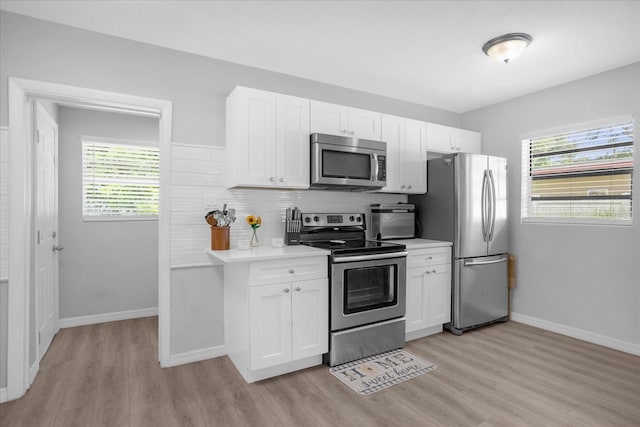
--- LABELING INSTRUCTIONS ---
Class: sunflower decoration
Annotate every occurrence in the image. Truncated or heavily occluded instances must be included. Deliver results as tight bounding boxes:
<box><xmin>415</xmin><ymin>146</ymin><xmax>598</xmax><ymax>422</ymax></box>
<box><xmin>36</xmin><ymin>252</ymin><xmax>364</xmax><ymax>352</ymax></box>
<box><xmin>246</xmin><ymin>214</ymin><xmax>262</xmax><ymax>247</ymax></box>
<box><xmin>246</xmin><ymin>215</ymin><xmax>262</xmax><ymax>229</ymax></box>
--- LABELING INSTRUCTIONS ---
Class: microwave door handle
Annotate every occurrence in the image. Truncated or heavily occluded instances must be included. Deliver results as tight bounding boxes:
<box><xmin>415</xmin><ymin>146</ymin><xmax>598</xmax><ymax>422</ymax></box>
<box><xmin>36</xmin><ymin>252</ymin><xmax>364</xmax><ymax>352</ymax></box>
<box><xmin>371</xmin><ymin>152</ymin><xmax>379</xmax><ymax>181</ymax></box>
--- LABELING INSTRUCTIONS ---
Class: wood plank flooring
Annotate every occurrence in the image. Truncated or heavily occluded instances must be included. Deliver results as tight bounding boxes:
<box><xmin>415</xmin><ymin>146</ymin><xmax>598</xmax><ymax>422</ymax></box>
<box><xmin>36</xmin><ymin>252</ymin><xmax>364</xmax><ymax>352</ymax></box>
<box><xmin>1</xmin><ymin>317</ymin><xmax>638</xmax><ymax>427</ymax></box>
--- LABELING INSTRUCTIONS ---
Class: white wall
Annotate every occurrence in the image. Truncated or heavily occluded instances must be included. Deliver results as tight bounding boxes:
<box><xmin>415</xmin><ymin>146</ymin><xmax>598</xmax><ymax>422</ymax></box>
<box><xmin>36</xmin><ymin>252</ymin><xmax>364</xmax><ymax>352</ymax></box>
<box><xmin>0</xmin><ymin>11</ymin><xmax>459</xmax><ymax>370</ymax></box>
<box><xmin>57</xmin><ymin>106</ymin><xmax>159</xmax><ymax>319</ymax></box>
<box><xmin>461</xmin><ymin>63</ymin><xmax>640</xmax><ymax>350</ymax></box>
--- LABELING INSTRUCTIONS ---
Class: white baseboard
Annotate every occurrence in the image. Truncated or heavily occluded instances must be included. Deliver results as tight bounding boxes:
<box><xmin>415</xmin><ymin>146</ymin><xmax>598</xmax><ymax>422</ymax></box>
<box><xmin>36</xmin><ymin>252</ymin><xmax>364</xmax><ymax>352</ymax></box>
<box><xmin>0</xmin><ymin>387</ymin><xmax>7</xmax><ymax>403</ymax></box>
<box><xmin>59</xmin><ymin>307</ymin><xmax>158</xmax><ymax>328</ymax></box>
<box><xmin>29</xmin><ymin>362</ymin><xmax>38</xmax><ymax>386</ymax></box>
<box><xmin>164</xmin><ymin>345</ymin><xmax>226</xmax><ymax>368</ymax></box>
<box><xmin>406</xmin><ymin>324</ymin><xmax>443</xmax><ymax>342</ymax></box>
<box><xmin>511</xmin><ymin>312</ymin><xmax>640</xmax><ymax>356</ymax></box>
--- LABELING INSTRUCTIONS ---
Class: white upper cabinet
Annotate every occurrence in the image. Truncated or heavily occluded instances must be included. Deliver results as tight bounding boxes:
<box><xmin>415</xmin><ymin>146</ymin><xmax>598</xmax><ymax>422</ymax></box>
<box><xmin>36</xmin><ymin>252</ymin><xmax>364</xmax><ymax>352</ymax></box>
<box><xmin>226</xmin><ymin>86</ymin><xmax>310</xmax><ymax>189</ymax></box>
<box><xmin>310</xmin><ymin>100</ymin><xmax>381</xmax><ymax>141</ymax></box>
<box><xmin>380</xmin><ymin>114</ymin><xmax>427</xmax><ymax>194</ymax></box>
<box><xmin>426</xmin><ymin>123</ymin><xmax>481</xmax><ymax>154</ymax></box>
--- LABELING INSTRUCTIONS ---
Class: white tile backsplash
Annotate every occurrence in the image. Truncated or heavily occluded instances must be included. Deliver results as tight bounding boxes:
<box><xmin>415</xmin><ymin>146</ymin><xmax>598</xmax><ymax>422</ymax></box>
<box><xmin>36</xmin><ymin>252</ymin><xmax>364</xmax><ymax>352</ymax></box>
<box><xmin>170</xmin><ymin>143</ymin><xmax>406</xmax><ymax>267</ymax></box>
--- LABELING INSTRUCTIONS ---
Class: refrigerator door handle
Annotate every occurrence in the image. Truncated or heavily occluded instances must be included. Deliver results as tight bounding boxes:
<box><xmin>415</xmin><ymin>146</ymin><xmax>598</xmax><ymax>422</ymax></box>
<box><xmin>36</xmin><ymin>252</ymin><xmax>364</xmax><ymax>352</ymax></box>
<box><xmin>481</xmin><ymin>170</ymin><xmax>489</xmax><ymax>242</ymax></box>
<box><xmin>488</xmin><ymin>169</ymin><xmax>496</xmax><ymax>242</ymax></box>
<box><xmin>464</xmin><ymin>257</ymin><xmax>508</xmax><ymax>266</ymax></box>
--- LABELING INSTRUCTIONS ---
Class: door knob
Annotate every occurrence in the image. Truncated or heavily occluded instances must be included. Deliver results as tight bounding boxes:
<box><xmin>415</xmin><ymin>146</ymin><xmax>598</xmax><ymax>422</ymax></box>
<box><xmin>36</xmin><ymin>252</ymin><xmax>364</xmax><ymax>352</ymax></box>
<box><xmin>283</xmin><ymin>288</ymin><xmax>290</xmax><ymax>293</ymax></box>
<box><xmin>53</xmin><ymin>245</ymin><xmax>64</xmax><ymax>252</ymax></box>
<box><xmin>295</xmin><ymin>286</ymin><xmax>301</xmax><ymax>292</ymax></box>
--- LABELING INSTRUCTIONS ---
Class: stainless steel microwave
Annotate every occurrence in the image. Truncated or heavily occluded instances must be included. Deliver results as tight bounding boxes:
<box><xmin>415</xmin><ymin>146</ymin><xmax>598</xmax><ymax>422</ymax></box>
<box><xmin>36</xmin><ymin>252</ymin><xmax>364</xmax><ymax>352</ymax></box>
<box><xmin>310</xmin><ymin>133</ymin><xmax>387</xmax><ymax>191</ymax></box>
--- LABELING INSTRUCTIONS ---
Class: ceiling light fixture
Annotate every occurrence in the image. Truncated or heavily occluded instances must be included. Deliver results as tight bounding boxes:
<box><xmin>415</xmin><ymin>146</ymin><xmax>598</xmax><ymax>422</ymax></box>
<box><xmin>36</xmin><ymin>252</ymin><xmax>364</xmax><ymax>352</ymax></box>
<box><xmin>482</xmin><ymin>33</ymin><xmax>532</xmax><ymax>64</ymax></box>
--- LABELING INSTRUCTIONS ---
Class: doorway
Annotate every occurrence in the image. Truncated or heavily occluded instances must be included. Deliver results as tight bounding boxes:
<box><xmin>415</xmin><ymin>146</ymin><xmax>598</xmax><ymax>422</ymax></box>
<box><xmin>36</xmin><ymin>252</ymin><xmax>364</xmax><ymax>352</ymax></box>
<box><xmin>6</xmin><ymin>77</ymin><xmax>172</xmax><ymax>402</ymax></box>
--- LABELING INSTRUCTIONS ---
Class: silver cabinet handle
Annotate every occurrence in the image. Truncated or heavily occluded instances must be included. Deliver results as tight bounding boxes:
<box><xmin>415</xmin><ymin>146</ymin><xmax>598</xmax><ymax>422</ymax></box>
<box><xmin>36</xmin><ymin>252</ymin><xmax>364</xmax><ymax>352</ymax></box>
<box><xmin>342</xmin><ymin>129</ymin><xmax>348</xmax><ymax>134</ymax></box>
<box><xmin>288</xmin><ymin>268</ymin><xmax>295</xmax><ymax>273</ymax></box>
<box><xmin>279</xmin><ymin>177</ymin><xmax>284</xmax><ymax>182</ymax></box>
<box><xmin>284</xmin><ymin>288</ymin><xmax>290</xmax><ymax>293</ymax></box>
<box><xmin>427</xmin><ymin>256</ymin><xmax>433</xmax><ymax>260</ymax></box>
<box><xmin>349</xmin><ymin>131</ymin><xmax>355</xmax><ymax>135</ymax></box>
<box><xmin>269</xmin><ymin>177</ymin><xmax>275</xmax><ymax>182</ymax></box>
<box><xmin>295</xmin><ymin>286</ymin><xmax>301</xmax><ymax>292</ymax></box>
<box><xmin>431</xmin><ymin>269</ymin><xmax>437</xmax><ymax>274</ymax></box>
<box><xmin>53</xmin><ymin>245</ymin><xmax>64</xmax><ymax>252</ymax></box>
<box><xmin>400</xmin><ymin>185</ymin><xmax>406</xmax><ymax>189</ymax></box>
<box><xmin>408</xmin><ymin>185</ymin><xmax>412</xmax><ymax>189</ymax></box>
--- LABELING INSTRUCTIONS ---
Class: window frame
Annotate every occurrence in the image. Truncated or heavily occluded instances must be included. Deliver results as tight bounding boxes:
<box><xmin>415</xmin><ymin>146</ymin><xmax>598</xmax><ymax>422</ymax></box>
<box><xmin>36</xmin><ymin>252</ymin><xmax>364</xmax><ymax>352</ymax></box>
<box><xmin>521</xmin><ymin>116</ymin><xmax>634</xmax><ymax>226</ymax></box>
<box><xmin>81</xmin><ymin>135</ymin><xmax>160</xmax><ymax>222</ymax></box>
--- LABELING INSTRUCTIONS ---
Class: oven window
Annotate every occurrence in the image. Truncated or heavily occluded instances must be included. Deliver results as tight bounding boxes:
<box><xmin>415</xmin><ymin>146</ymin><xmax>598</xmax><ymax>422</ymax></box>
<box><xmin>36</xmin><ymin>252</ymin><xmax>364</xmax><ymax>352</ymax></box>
<box><xmin>322</xmin><ymin>150</ymin><xmax>371</xmax><ymax>180</ymax></box>
<box><xmin>343</xmin><ymin>265</ymin><xmax>397</xmax><ymax>314</ymax></box>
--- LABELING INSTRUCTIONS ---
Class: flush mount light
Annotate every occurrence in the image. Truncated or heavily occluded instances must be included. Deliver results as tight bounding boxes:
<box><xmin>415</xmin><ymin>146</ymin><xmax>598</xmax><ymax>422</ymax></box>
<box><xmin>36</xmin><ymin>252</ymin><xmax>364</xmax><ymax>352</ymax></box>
<box><xmin>482</xmin><ymin>33</ymin><xmax>532</xmax><ymax>64</ymax></box>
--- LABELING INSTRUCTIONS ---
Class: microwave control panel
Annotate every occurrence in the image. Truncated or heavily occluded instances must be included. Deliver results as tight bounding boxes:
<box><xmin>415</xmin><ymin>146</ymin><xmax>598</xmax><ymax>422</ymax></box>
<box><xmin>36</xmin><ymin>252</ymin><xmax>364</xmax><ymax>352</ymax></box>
<box><xmin>377</xmin><ymin>155</ymin><xmax>386</xmax><ymax>181</ymax></box>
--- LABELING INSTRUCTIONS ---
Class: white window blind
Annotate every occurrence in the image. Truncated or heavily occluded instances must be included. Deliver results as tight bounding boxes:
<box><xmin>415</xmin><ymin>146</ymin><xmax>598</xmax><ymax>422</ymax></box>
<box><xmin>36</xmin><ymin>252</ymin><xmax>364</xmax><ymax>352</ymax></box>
<box><xmin>522</xmin><ymin>118</ymin><xmax>634</xmax><ymax>225</ymax></box>
<box><xmin>82</xmin><ymin>138</ymin><xmax>159</xmax><ymax>219</ymax></box>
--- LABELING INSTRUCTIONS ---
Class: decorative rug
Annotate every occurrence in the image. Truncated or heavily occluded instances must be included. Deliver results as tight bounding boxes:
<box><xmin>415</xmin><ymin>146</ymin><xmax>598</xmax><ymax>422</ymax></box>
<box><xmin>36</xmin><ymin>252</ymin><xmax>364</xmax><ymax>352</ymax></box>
<box><xmin>329</xmin><ymin>349</ymin><xmax>436</xmax><ymax>395</ymax></box>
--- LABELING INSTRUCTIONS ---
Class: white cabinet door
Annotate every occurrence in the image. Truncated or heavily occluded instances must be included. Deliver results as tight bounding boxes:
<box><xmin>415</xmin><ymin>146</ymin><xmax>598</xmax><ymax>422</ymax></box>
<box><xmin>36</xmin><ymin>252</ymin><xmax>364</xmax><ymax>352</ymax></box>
<box><xmin>231</xmin><ymin>87</ymin><xmax>277</xmax><ymax>186</ymax></box>
<box><xmin>310</xmin><ymin>101</ymin><xmax>381</xmax><ymax>140</ymax></box>
<box><xmin>291</xmin><ymin>278</ymin><xmax>328</xmax><ymax>360</ymax></box>
<box><xmin>249</xmin><ymin>283</ymin><xmax>292</xmax><ymax>370</ymax></box>
<box><xmin>405</xmin><ymin>268</ymin><xmax>429</xmax><ymax>333</ymax></box>
<box><xmin>404</xmin><ymin>118</ymin><xmax>427</xmax><ymax>194</ymax></box>
<box><xmin>348</xmin><ymin>107</ymin><xmax>381</xmax><ymax>140</ymax></box>
<box><xmin>310</xmin><ymin>100</ymin><xmax>349</xmax><ymax>136</ymax></box>
<box><xmin>427</xmin><ymin>122</ymin><xmax>482</xmax><ymax>154</ymax></box>
<box><xmin>380</xmin><ymin>114</ymin><xmax>403</xmax><ymax>193</ymax></box>
<box><xmin>426</xmin><ymin>122</ymin><xmax>452</xmax><ymax>153</ymax></box>
<box><xmin>276</xmin><ymin>94</ymin><xmax>310</xmax><ymax>188</ymax></box>
<box><xmin>450</xmin><ymin>128</ymin><xmax>482</xmax><ymax>154</ymax></box>
<box><xmin>427</xmin><ymin>264</ymin><xmax>452</xmax><ymax>327</ymax></box>
<box><xmin>381</xmin><ymin>115</ymin><xmax>426</xmax><ymax>194</ymax></box>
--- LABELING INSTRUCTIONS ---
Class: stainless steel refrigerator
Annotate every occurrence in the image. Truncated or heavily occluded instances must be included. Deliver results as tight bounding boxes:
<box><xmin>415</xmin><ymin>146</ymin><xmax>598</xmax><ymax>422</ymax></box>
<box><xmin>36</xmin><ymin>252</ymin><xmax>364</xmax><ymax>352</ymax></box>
<box><xmin>409</xmin><ymin>153</ymin><xmax>508</xmax><ymax>335</ymax></box>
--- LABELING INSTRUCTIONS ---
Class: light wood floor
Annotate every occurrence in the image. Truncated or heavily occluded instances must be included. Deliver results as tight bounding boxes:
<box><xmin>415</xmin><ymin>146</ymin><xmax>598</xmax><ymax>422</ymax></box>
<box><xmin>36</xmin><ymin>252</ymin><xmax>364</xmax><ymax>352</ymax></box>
<box><xmin>1</xmin><ymin>317</ymin><xmax>639</xmax><ymax>427</ymax></box>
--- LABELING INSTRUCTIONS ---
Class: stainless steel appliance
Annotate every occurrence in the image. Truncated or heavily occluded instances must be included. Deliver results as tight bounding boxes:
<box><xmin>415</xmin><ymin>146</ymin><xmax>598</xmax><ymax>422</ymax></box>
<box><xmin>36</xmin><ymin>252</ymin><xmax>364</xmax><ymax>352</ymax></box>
<box><xmin>310</xmin><ymin>133</ymin><xmax>387</xmax><ymax>191</ymax></box>
<box><xmin>369</xmin><ymin>203</ymin><xmax>415</xmax><ymax>240</ymax></box>
<box><xmin>409</xmin><ymin>153</ymin><xmax>509</xmax><ymax>335</ymax></box>
<box><xmin>300</xmin><ymin>213</ymin><xmax>407</xmax><ymax>366</ymax></box>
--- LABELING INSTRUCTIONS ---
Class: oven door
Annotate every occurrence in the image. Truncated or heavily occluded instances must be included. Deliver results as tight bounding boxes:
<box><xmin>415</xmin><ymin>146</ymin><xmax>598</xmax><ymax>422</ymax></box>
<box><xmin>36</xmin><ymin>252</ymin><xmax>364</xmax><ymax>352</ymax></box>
<box><xmin>330</xmin><ymin>252</ymin><xmax>407</xmax><ymax>331</ymax></box>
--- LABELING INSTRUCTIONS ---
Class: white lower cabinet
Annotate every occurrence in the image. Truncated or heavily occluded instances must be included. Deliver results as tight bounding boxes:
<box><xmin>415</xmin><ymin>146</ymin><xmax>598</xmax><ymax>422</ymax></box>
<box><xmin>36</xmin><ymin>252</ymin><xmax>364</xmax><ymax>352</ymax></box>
<box><xmin>405</xmin><ymin>246</ymin><xmax>452</xmax><ymax>337</ymax></box>
<box><xmin>249</xmin><ymin>278</ymin><xmax>328</xmax><ymax>370</ymax></box>
<box><xmin>224</xmin><ymin>255</ymin><xmax>329</xmax><ymax>383</ymax></box>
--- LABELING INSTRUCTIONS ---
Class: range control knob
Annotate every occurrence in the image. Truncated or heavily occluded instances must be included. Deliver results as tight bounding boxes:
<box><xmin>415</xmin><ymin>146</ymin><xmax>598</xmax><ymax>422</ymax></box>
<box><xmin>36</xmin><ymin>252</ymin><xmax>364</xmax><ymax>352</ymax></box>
<box><xmin>356</xmin><ymin>216</ymin><xmax>362</xmax><ymax>222</ymax></box>
<box><xmin>313</xmin><ymin>216</ymin><xmax>320</xmax><ymax>222</ymax></box>
<box><xmin>304</xmin><ymin>217</ymin><xmax>311</xmax><ymax>223</ymax></box>
<box><xmin>349</xmin><ymin>216</ymin><xmax>355</xmax><ymax>222</ymax></box>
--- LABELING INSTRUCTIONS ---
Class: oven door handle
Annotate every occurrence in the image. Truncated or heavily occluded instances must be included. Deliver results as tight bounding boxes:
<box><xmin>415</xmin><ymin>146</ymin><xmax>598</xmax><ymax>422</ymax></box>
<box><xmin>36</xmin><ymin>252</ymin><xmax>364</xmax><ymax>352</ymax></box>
<box><xmin>332</xmin><ymin>251</ymin><xmax>409</xmax><ymax>263</ymax></box>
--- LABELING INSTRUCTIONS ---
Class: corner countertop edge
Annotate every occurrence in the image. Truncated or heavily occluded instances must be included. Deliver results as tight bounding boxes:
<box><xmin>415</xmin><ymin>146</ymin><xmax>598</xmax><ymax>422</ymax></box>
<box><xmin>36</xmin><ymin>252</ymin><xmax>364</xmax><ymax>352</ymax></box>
<box><xmin>206</xmin><ymin>245</ymin><xmax>331</xmax><ymax>264</ymax></box>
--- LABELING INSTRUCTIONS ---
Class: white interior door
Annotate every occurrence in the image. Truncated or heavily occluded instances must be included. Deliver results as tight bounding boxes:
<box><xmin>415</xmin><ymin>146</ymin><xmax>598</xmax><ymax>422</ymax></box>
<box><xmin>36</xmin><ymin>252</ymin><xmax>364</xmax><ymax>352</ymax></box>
<box><xmin>34</xmin><ymin>101</ymin><xmax>59</xmax><ymax>362</ymax></box>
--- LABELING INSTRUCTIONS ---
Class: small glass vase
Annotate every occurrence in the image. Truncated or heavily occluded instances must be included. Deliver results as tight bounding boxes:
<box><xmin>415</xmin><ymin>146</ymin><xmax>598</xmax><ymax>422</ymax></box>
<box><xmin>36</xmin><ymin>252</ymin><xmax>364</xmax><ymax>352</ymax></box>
<box><xmin>250</xmin><ymin>229</ymin><xmax>259</xmax><ymax>247</ymax></box>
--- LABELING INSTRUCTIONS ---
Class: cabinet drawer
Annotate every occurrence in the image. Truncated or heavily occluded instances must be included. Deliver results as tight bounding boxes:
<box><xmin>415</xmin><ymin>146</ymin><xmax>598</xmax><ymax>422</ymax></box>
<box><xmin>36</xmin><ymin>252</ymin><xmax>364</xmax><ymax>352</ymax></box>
<box><xmin>250</xmin><ymin>256</ymin><xmax>327</xmax><ymax>286</ymax></box>
<box><xmin>407</xmin><ymin>247</ymin><xmax>451</xmax><ymax>269</ymax></box>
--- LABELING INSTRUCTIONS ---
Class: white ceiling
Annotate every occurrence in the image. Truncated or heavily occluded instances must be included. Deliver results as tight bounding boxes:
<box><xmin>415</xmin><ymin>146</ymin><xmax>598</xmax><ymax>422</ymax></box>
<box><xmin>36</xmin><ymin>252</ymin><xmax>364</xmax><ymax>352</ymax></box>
<box><xmin>1</xmin><ymin>0</ymin><xmax>639</xmax><ymax>113</ymax></box>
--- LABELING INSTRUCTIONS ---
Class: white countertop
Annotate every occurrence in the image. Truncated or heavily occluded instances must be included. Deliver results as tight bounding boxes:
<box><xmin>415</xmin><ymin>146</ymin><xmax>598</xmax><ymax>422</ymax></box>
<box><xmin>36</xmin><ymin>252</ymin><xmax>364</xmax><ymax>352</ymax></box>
<box><xmin>386</xmin><ymin>238</ymin><xmax>452</xmax><ymax>250</ymax></box>
<box><xmin>207</xmin><ymin>245</ymin><xmax>330</xmax><ymax>264</ymax></box>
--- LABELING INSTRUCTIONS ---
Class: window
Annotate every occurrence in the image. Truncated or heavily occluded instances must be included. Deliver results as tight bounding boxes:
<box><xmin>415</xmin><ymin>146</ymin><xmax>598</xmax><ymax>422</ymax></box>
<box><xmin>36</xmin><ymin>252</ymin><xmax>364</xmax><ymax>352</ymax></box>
<box><xmin>522</xmin><ymin>118</ymin><xmax>634</xmax><ymax>225</ymax></box>
<box><xmin>82</xmin><ymin>137</ymin><xmax>159</xmax><ymax>219</ymax></box>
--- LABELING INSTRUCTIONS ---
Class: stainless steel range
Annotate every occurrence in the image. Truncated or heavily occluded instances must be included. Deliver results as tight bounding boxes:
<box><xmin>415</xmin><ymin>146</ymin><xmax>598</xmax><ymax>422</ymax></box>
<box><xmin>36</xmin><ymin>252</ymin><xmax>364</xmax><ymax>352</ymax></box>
<box><xmin>300</xmin><ymin>213</ymin><xmax>408</xmax><ymax>366</ymax></box>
